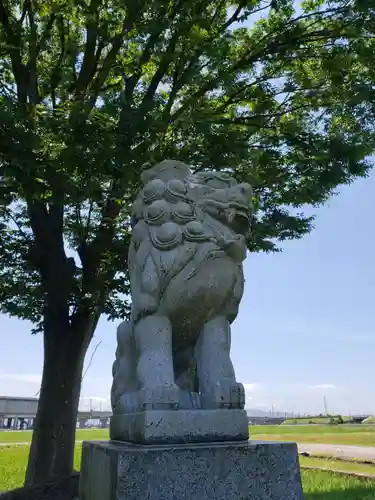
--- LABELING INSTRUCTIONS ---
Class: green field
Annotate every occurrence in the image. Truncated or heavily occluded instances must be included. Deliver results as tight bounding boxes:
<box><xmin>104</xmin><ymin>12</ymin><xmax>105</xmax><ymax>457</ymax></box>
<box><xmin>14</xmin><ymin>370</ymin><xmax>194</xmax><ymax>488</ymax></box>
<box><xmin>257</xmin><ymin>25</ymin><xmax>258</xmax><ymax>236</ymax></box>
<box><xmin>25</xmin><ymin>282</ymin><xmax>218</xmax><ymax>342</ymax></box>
<box><xmin>250</xmin><ymin>424</ymin><xmax>375</xmax><ymax>447</ymax></box>
<box><xmin>2</xmin><ymin>426</ymin><xmax>375</xmax><ymax>497</ymax></box>
<box><xmin>0</xmin><ymin>444</ymin><xmax>83</xmax><ymax>491</ymax></box>
<box><xmin>302</xmin><ymin>469</ymin><xmax>375</xmax><ymax>499</ymax></box>
<box><xmin>0</xmin><ymin>444</ymin><xmax>375</xmax><ymax>494</ymax></box>
<box><xmin>283</xmin><ymin>417</ymin><xmax>353</xmax><ymax>425</ymax></box>
<box><xmin>2</xmin><ymin>424</ymin><xmax>375</xmax><ymax>446</ymax></box>
<box><xmin>0</xmin><ymin>428</ymin><xmax>109</xmax><ymax>444</ymax></box>
<box><xmin>1</xmin><ymin>443</ymin><xmax>375</xmax><ymax>498</ymax></box>
<box><xmin>300</xmin><ymin>456</ymin><xmax>375</xmax><ymax>476</ymax></box>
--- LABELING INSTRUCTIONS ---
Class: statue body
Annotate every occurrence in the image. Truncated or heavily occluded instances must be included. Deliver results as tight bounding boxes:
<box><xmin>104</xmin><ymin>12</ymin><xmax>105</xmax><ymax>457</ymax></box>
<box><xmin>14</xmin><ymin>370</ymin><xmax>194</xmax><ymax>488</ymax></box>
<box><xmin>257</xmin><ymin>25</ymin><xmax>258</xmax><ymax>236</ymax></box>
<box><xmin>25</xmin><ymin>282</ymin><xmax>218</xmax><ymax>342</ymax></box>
<box><xmin>111</xmin><ymin>160</ymin><xmax>252</xmax><ymax>414</ymax></box>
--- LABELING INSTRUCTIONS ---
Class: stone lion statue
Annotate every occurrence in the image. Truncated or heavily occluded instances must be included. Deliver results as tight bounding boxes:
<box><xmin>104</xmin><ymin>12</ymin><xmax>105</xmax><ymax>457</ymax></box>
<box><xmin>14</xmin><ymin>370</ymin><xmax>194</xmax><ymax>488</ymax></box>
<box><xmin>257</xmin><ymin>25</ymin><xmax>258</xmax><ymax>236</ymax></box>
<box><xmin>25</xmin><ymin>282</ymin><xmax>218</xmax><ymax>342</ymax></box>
<box><xmin>111</xmin><ymin>160</ymin><xmax>252</xmax><ymax>414</ymax></box>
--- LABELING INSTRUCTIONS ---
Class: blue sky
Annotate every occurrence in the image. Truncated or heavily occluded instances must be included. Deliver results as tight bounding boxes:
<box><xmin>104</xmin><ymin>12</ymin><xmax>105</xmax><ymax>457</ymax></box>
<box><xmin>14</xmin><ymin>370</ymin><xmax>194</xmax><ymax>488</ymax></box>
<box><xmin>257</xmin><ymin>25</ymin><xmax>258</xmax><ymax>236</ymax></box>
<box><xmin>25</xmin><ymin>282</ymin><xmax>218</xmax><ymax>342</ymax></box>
<box><xmin>1</xmin><ymin>169</ymin><xmax>374</xmax><ymax>416</ymax></box>
<box><xmin>1</xmin><ymin>1</ymin><xmax>374</xmax><ymax>416</ymax></box>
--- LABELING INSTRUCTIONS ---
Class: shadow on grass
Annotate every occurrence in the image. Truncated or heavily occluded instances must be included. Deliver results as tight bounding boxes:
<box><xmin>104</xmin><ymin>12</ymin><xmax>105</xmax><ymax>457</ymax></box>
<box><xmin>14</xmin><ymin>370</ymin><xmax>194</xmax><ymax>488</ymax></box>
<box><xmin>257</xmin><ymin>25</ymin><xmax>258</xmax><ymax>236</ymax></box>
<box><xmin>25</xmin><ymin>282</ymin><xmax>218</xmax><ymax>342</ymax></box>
<box><xmin>304</xmin><ymin>486</ymin><xmax>375</xmax><ymax>500</ymax></box>
<box><xmin>0</xmin><ymin>473</ymin><xmax>79</xmax><ymax>500</ymax></box>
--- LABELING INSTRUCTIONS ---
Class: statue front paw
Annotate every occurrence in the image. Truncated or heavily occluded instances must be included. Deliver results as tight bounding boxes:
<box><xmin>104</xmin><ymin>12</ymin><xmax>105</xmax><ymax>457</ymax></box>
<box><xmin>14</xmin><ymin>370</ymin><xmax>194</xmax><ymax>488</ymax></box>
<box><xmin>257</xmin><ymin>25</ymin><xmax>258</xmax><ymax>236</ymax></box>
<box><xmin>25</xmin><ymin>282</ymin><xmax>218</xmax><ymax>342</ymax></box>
<box><xmin>132</xmin><ymin>293</ymin><xmax>159</xmax><ymax>323</ymax></box>
<box><xmin>137</xmin><ymin>385</ymin><xmax>181</xmax><ymax>411</ymax></box>
<box><xmin>201</xmin><ymin>382</ymin><xmax>245</xmax><ymax>410</ymax></box>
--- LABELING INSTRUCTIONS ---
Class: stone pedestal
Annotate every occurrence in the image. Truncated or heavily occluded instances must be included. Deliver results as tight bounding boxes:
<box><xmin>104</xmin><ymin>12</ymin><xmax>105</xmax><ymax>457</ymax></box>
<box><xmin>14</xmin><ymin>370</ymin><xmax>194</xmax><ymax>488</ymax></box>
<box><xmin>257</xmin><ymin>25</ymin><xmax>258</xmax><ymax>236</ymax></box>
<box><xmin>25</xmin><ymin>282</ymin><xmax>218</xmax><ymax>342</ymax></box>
<box><xmin>79</xmin><ymin>439</ymin><xmax>304</xmax><ymax>500</ymax></box>
<box><xmin>110</xmin><ymin>409</ymin><xmax>249</xmax><ymax>444</ymax></box>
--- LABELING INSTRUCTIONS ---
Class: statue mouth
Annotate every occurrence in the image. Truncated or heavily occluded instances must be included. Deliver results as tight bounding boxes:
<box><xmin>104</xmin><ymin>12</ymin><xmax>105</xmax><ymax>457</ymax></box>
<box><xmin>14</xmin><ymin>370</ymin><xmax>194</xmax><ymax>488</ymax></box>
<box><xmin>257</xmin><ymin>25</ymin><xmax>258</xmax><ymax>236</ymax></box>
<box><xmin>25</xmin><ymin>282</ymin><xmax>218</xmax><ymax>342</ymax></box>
<box><xmin>228</xmin><ymin>202</ymin><xmax>250</xmax><ymax>219</ymax></box>
<box><xmin>223</xmin><ymin>203</ymin><xmax>250</xmax><ymax>236</ymax></box>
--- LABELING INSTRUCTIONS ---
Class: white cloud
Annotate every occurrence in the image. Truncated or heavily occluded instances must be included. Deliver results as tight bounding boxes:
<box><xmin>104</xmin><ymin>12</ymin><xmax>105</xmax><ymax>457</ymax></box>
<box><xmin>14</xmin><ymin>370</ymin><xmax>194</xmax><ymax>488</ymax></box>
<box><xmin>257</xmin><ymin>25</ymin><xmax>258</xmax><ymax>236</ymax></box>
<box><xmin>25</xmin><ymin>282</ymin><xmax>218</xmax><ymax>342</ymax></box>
<box><xmin>243</xmin><ymin>383</ymin><xmax>261</xmax><ymax>392</ymax></box>
<box><xmin>0</xmin><ymin>373</ymin><xmax>41</xmax><ymax>384</ymax></box>
<box><xmin>307</xmin><ymin>384</ymin><xmax>336</xmax><ymax>390</ymax></box>
<box><xmin>243</xmin><ymin>383</ymin><xmax>262</xmax><ymax>409</ymax></box>
<box><xmin>81</xmin><ymin>396</ymin><xmax>109</xmax><ymax>402</ymax></box>
<box><xmin>86</xmin><ymin>375</ymin><xmax>112</xmax><ymax>383</ymax></box>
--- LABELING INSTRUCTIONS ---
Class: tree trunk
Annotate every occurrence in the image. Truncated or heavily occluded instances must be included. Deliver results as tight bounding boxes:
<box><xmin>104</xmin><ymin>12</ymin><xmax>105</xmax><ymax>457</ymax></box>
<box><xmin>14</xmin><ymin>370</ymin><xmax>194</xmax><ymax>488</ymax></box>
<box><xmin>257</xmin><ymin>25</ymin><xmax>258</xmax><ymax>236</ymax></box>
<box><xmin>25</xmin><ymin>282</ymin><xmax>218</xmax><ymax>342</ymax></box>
<box><xmin>25</xmin><ymin>323</ymin><xmax>91</xmax><ymax>486</ymax></box>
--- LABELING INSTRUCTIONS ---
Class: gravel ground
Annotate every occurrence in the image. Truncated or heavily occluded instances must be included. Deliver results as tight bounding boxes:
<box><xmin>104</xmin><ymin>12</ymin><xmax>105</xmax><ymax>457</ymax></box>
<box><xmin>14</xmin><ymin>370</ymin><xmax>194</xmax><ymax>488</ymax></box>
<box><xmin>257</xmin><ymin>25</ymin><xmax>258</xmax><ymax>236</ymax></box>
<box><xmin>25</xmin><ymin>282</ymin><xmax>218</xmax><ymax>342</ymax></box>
<box><xmin>298</xmin><ymin>443</ymin><xmax>375</xmax><ymax>461</ymax></box>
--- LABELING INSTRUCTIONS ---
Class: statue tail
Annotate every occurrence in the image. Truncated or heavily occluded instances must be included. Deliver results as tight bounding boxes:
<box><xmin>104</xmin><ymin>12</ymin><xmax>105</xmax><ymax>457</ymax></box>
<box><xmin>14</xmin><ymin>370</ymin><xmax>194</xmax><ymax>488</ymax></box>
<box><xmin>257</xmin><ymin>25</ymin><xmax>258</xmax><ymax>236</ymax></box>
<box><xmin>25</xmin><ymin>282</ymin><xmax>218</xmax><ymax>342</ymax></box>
<box><xmin>110</xmin><ymin>320</ymin><xmax>134</xmax><ymax>411</ymax></box>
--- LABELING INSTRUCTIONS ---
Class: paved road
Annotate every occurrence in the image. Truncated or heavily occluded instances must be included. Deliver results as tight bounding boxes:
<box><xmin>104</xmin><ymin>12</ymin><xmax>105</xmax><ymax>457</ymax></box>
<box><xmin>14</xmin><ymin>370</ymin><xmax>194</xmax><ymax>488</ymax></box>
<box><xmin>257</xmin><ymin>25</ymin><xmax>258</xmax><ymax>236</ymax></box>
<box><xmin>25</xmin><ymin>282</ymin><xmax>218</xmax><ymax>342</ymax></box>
<box><xmin>298</xmin><ymin>443</ymin><xmax>375</xmax><ymax>461</ymax></box>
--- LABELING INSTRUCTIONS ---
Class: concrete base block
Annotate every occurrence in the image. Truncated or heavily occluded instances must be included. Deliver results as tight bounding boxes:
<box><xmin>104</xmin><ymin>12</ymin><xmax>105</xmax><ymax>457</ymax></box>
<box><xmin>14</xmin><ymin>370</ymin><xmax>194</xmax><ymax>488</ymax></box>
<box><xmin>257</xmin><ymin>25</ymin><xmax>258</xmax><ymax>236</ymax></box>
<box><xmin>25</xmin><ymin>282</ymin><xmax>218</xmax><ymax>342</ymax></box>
<box><xmin>110</xmin><ymin>409</ymin><xmax>249</xmax><ymax>444</ymax></box>
<box><xmin>79</xmin><ymin>439</ymin><xmax>304</xmax><ymax>500</ymax></box>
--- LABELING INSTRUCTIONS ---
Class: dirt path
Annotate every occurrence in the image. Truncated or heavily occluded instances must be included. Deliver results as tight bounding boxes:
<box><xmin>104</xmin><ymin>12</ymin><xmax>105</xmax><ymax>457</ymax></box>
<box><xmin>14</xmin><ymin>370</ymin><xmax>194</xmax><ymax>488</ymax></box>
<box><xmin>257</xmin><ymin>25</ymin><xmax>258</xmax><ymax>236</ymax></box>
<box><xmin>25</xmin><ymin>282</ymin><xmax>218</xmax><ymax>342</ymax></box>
<box><xmin>298</xmin><ymin>443</ymin><xmax>375</xmax><ymax>461</ymax></box>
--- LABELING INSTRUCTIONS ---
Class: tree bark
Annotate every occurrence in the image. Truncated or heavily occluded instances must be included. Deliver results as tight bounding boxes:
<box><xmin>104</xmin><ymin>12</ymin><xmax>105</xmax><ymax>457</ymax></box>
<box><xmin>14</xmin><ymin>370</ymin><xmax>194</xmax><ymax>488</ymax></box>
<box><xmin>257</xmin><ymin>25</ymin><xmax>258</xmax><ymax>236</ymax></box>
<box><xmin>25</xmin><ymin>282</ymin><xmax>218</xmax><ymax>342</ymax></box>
<box><xmin>24</xmin><ymin>321</ymin><xmax>91</xmax><ymax>486</ymax></box>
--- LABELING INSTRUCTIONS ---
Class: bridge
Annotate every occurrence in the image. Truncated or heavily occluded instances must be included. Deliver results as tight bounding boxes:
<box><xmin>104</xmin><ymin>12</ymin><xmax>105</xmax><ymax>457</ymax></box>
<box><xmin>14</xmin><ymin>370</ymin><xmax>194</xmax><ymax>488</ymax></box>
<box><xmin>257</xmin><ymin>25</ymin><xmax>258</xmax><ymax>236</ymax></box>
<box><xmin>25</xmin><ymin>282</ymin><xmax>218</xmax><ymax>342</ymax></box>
<box><xmin>247</xmin><ymin>416</ymin><xmax>286</xmax><ymax>425</ymax></box>
<box><xmin>0</xmin><ymin>397</ymin><xmax>287</xmax><ymax>429</ymax></box>
<box><xmin>3</xmin><ymin>396</ymin><xmax>368</xmax><ymax>430</ymax></box>
<box><xmin>0</xmin><ymin>396</ymin><xmax>112</xmax><ymax>430</ymax></box>
<box><xmin>349</xmin><ymin>414</ymin><xmax>371</xmax><ymax>423</ymax></box>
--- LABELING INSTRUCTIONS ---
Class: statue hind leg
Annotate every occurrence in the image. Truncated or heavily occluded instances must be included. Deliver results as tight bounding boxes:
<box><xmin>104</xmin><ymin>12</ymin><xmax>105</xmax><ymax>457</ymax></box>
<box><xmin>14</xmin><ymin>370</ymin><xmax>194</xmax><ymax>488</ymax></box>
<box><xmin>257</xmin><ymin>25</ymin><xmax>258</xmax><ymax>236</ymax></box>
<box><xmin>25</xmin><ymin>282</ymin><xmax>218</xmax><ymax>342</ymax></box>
<box><xmin>134</xmin><ymin>314</ymin><xmax>180</xmax><ymax>410</ymax></box>
<box><xmin>111</xmin><ymin>320</ymin><xmax>139</xmax><ymax>413</ymax></box>
<box><xmin>195</xmin><ymin>315</ymin><xmax>245</xmax><ymax>410</ymax></box>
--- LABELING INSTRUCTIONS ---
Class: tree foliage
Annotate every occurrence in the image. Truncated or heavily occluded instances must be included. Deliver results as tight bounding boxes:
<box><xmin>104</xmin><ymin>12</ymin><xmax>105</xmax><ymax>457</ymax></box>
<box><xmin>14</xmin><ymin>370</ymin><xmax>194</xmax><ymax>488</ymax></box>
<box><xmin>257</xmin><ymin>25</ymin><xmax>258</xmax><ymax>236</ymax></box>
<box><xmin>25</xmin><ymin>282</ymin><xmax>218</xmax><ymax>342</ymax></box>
<box><xmin>0</xmin><ymin>0</ymin><xmax>375</xmax><ymax>483</ymax></box>
<box><xmin>1</xmin><ymin>0</ymin><xmax>375</xmax><ymax>327</ymax></box>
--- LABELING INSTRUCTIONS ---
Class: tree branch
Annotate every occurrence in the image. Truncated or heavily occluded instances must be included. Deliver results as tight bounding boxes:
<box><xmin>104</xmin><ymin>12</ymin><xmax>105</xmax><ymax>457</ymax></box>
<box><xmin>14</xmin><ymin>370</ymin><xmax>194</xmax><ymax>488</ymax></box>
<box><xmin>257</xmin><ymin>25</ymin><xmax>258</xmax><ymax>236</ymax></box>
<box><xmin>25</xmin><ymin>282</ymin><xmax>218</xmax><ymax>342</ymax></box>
<box><xmin>49</xmin><ymin>17</ymin><xmax>66</xmax><ymax>106</ymax></box>
<box><xmin>18</xmin><ymin>0</ymin><xmax>27</xmax><ymax>24</ymax></box>
<box><xmin>214</xmin><ymin>100</ymin><xmax>333</xmax><ymax>128</ymax></box>
<box><xmin>0</xmin><ymin>0</ymin><xmax>28</xmax><ymax>101</ymax></box>
<box><xmin>4</xmin><ymin>206</ymin><xmax>32</xmax><ymax>243</ymax></box>
<box><xmin>25</xmin><ymin>190</ymin><xmax>72</xmax><ymax>329</ymax></box>
<box><xmin>139</xmin><ymin>31</ymin><xmax>181</xmax><ymax>112</ymax></box>
<box><xmin>170</xmin><ymin>16</ymin><xmax>351</xmax><ymax>123</ymax></box>
<box><xmin>76</xmin><ymin>1</ymin><xmax>148</xmax><ymax>115</ymax></box>
<box><xmin>79</xmin><ymin>182</ymin><xmax>124</xmax><ymax>292</ymax></box>
<box><xmin>36</xmin><ymin>12</ymin><xmax>56</xmax><ymax>57</ymax></box>
<box><xmin>81</xmin><ymin>341</ymin><xmax>102</xmax><ymax>382</ymax></box>
<box><xmin>74</xmin><ymin>0</ymin><xmax>101</xmax><ymax>99</ymax></box>
<box><xmin>121</xmin><ymin>14</ymin><xmax>171</xmax><ymax>104</ymax></box>
<box><xmin>25</xmin><ymin>0</ymin><xmax>38</xmax><ymax>104</ymax></box>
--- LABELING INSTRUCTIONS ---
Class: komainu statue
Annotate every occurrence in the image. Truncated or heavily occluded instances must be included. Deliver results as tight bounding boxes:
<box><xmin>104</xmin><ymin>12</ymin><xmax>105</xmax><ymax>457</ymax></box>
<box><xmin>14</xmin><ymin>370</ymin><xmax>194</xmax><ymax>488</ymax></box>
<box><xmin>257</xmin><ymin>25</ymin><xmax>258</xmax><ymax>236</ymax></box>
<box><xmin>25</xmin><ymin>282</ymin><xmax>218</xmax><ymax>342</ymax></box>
<box><xmin>111</xmin><ymin>160</ymin><xmax>252</xmax><ymax>416</ymax></box>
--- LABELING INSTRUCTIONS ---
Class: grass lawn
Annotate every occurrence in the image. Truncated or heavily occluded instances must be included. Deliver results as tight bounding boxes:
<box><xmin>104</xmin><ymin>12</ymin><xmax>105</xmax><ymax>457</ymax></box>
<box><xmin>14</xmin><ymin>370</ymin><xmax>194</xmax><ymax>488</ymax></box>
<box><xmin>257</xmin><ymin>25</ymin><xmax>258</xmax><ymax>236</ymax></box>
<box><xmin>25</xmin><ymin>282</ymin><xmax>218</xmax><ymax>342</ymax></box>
<box><xmin>0</xmin><ymin>444</ymin><xmax>84</xmax><ymax>491</ymax></box>
<box><xmin>302</xmin><ymin>469</ymin><xmax>375</xmax><ymax>499</ymax></box>
<box><xmin>250</xmin><ymin>424</ymin><xmax>375</xmax><ymax>447</ymax></box>
<box><xmin>0</xmin><ymin>428</ymin><xmax>109</xmax><ymax>444</ymax></box>
<box><xmin>300</xmin><ymin>456</ymin><xmax>375</xmax><ymax>476</ymax></box>
<box><xmin>2</xmin><ymin>443</ymin><xmax>375</xmax><ymax>498</ymax></box>
<box><xmin>0</xmin><ymin>444</ymin><xmax>83</xmax><ymax>491</ymax></box>
<box><xmin>2</xmin><ymin>425</ymin><xmax>375</xmax><ymax>447</ymax></box>
<box><xmin>283</xmin><ymin>417</ymin><xmax>353</xmax><ymax>425</ymax></box>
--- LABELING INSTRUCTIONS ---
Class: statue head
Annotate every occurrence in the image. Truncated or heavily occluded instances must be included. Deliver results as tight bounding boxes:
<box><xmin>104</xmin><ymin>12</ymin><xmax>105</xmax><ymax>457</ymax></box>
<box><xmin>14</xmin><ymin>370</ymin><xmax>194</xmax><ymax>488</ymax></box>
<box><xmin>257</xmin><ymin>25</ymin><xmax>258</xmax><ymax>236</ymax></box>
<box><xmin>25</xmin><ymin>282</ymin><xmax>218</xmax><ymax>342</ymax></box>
<box><xmin>131</xmin><ymin>161</ymin><xmax>252</xmax><ymax>262</ymax></box>
<box><xmin>188</xmin><ymin>171</ymin><xmax>252</xmax><ymax>239</ymax></box>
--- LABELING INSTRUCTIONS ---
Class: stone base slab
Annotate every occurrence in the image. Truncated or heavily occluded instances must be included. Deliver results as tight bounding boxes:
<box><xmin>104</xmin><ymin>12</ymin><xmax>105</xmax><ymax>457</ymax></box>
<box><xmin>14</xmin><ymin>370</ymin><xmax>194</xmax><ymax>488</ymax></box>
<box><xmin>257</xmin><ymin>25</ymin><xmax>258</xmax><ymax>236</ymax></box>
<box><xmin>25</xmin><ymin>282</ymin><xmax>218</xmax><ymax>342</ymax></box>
<box><xmin>79</xmin><ymin>440</ymin><xmax>304</xmax><ymax>500</ymax></box>
<box><xmin>110</xmin><ymin>409</ymin><xmax>249</xmax><ymax>444</ymax></box>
